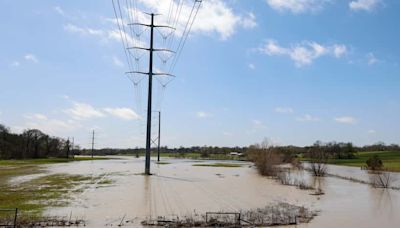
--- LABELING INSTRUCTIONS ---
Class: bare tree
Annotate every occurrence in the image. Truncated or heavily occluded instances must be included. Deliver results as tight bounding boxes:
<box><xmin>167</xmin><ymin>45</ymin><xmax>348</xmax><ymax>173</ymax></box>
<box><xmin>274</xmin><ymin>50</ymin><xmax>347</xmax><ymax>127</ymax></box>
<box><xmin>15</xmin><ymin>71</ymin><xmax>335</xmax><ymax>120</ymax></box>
<box><xmin>248</xmin><ymin>138</ymin><xmax>283</xmax><ymax>176</ymax></box>
<box><xmin>370</xmin><ymin>172</ymin><xmax>396</xmax><ymax>188</ymax></box>
<box><xmin>308</xmin><ymin>143</ymin><xmax>329</xmax><ymax>177</ymax></box>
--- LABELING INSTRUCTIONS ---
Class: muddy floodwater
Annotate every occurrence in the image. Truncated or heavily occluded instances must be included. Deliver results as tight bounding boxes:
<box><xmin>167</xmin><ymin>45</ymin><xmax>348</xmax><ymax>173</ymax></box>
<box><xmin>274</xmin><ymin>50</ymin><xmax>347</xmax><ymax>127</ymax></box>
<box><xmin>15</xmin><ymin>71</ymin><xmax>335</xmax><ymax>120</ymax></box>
<box><xmin>31</xmin><ymin>157</ymin><xmax>400</xmax><ymax>227</ymax></box>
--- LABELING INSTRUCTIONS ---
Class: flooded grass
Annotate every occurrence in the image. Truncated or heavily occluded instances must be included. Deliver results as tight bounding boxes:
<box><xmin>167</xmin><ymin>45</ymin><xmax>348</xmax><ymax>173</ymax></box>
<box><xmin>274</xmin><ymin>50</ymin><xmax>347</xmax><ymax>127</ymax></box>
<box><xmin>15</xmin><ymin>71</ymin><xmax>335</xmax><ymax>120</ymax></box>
<box><xmin>0</xmin><ymin>158</ymin><xmax>114</xmax><ymax>222</ymax></box>
<box><xmin>193</xmin><ymin>163</ymin><xmax>242</xmax><ymax>168</ymax></box>
<box><xmin>0</xmin><ymin>173</ymin><xmax>111</xmax><ymax>215</ymax></box>
<box><xmin>0</xmin><ymin>157</ymin><xmax>110</xmax><ymax>166</ymax></box>
<box><xmin>142</xmin><ymin>202</ymin><xmax>316</xmax><ymax>227</ymax></box>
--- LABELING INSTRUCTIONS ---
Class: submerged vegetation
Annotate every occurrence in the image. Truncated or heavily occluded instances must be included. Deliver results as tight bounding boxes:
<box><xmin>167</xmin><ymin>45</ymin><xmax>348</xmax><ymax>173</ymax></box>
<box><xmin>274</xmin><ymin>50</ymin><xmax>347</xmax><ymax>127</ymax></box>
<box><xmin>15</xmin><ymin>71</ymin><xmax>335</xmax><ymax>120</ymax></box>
<box><xmin>0</xmin><ymin>159</ymin><xmax>113</xmax><ymax>222</ymax></box>
<box><xmin>142</xmin><ymin>202</ymin><xmax>316</xmax><ymax>227</ymax></box>
<box><xmin>193</xmin><ymin>163</ymin><xmax>242</xmax><ymax>168</ymax></box>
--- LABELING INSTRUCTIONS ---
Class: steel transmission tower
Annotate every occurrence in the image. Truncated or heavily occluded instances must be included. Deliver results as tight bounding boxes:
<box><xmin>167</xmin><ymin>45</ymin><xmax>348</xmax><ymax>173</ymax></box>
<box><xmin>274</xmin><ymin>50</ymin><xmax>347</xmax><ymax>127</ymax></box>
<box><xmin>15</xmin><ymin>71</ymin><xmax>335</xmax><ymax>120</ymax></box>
<box><xmin>112</xmin><ymin>0</ymin><xmax>203</xmax><ymax>175</ymax></box>
<box><xmin>127</xmin><ymin>14</ymin><xmax>174</xmax><ymax>175</ymax></box>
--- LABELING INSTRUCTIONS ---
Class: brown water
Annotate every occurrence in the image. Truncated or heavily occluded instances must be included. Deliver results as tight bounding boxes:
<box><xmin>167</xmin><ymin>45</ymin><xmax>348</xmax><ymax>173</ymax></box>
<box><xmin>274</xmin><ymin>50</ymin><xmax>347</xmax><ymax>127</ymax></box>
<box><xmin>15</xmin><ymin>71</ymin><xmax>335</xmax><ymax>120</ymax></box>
<box><xmin>29</xmin><ymin>157</ymin><xmax>400</xmax><ymax>227</ymax></box>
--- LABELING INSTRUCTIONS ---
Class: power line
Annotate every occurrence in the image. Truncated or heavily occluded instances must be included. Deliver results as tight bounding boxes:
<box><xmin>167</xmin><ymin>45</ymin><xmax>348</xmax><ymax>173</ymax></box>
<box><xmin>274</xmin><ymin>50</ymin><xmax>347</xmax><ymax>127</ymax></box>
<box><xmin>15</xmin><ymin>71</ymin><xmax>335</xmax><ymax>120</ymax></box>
<box><xmin>113</xmin><ymin>0</ymin><xmax>202</xmax><ymax>174</ymax></box>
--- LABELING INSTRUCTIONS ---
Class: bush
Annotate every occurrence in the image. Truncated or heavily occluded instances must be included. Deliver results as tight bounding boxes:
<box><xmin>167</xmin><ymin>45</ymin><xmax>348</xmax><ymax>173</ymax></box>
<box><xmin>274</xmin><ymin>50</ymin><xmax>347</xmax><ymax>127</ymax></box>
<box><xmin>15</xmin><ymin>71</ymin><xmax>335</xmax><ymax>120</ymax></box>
<box><xmin>248</xmin><ymin>139</ymin><xmax>283</xmax><ymax>177</ymax></box>
<box><xmin>366</xmin><ymin>155</ymin><xmax>383</xmax><ymax>171</ymax></box>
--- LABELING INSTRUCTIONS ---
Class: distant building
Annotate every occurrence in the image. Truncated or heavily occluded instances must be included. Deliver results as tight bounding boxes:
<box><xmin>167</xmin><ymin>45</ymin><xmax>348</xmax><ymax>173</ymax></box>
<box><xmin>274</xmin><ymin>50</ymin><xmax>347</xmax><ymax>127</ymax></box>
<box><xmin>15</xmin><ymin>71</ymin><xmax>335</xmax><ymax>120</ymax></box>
<box><xmin>229</xmin><ymin>152</ymin><xmax>243</xmax><ymax>156</ymax></box>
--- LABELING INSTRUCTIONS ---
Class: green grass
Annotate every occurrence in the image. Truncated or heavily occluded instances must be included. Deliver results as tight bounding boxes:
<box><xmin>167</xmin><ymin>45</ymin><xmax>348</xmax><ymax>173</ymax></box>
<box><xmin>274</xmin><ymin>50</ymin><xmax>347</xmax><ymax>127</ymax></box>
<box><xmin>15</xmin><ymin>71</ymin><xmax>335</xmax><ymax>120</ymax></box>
<box><xmin>0</xmin><ymin>157</ymin><xmax>113</xmax><ymax>219</ymax></box>
<box><xmin>0</xmin><ymin>173</ymin><xmax>101</xmax><ymax>215</ymax></box>
<box><xmin>329</xmin><ymin>151</ymin><xmax>400</xmax><ymax>172</ymax></box>
<box><xmin>193</xmin><ymin>163</ymin><xmax>242</xmax><ymax>168</ymax></box>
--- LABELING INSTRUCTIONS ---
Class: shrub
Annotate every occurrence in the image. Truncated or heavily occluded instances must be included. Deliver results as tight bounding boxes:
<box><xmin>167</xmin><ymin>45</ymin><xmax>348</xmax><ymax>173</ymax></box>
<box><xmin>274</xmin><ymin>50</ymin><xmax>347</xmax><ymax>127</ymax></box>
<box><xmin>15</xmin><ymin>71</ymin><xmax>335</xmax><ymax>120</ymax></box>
<box><xmin>366</xmin><ymin>155</ymin><xmax>383</xmax><ymax>171</ymax></box>
<box><xmin>248</xmin><ymin>139</ymin><xmax>283</xmax><ymax>177</ymax></box>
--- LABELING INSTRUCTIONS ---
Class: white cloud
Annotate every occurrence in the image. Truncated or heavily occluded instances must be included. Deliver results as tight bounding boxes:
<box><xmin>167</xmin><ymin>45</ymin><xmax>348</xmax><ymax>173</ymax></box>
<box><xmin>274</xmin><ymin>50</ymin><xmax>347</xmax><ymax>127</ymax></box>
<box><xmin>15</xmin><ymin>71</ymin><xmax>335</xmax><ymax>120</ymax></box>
<box><xmin>24</xmin><ymin>113</ymin><xmax>48</xmax><ymax>121</ymax></box>
<box><xmin>136</xmin><ymin>0</ymin><xmax>256</xmax><ymax>40</ymax></box>
<box><xmin>333</xmin><ymin>45</ymin><xmax>348</xmax><ymax>58</ymax></box>
<box><xmin>23</xmin><ymin>113</ymin><xmax>80</xmax><ymax>134</ymax></box>
<box><xmin>248</xmin><ymin>63</ymin><xmax>256</xmax><ymax>70</ymax></box>
<box><xmin>334</xmin><ymin>116</ymin><xmax>358</xmax><ymax>124</ymax></box>
<box><xmin>367</xmin><ymin>52</ymin><xmax>378</xmax><ymax>65</ymax></box>
<box><xmin>349</xmin><ymin>0</ymin><xmax>381</xmax><ymax>11</ymax></box>
<box><xmin>64</xmin><ymin>24</ymin><xmax>104</xmax><ymax>37</ymax></box>
<box><xmin>103</xmin><ymin>108</ymin><xmax>141</xmax><ymax>120</ymax></box>
<box><xmin>112</xmin><ymin>56</ymin><xmax>124</xmax><ymax>67</ymax></box>
<box><xmin>65</xmin><ymin>102</ymin><xmax>105</xmax><ymax>120</ymax></box>
<box><xmin>275</xmin><ymin>107</ymin><xmax>294</xmax><ymax>114</ymax></box>
<box><xmin>296</xmin><ymin>114</ymin><xmax>320</xmax><ymax>122</ymax></box>
<box><xmin>54</xmin><ymin>6</ymin><xmax>65</xmax><ymax>16</ymax></box>
<box><xmin>266</xmin><ymin>0</ymin><xmax>330</xmax><ymax>14</ymax></box>
<box><xmin>196</xmin><ymin>111</ymin><xmax>213</xmax><ymax>118</ymax></box>
<box><xmin>64</xmin><ymin>23</ymin><xmax>141</xmax><ymax>47</ymax></box>
<box><xmin>240</xmin><ymin>12</ymin><xmax>257</xmax><ymax>29</ymax></box>
<box><xmin>259</xmin><ymin>39</ymin><xmax>348</xmax><ymax>67</ymax></box>
<box><xmin>368</xmin><ymin>129</ymin><xmax>376</xmax><ymax>134</ymax></box>
<box><xmin>24</xmin><ymin>54</ymin><xmax>39</xmax><ymax>63</ymax></box>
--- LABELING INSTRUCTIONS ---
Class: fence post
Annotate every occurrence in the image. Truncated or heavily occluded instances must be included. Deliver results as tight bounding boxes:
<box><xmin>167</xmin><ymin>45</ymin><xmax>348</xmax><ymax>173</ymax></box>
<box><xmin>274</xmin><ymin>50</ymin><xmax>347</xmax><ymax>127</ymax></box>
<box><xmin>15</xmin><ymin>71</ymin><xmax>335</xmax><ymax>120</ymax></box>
<box><xmin>13</xmin><ymin>208</ymin><xmax>18</xmax><ymax>228</ymax></box>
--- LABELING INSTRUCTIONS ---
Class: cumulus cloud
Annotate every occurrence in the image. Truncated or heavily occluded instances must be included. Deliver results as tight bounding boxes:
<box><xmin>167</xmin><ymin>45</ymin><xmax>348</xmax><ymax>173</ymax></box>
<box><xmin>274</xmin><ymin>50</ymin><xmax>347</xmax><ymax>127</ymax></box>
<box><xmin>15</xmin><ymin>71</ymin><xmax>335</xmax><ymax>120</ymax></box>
<box><xmin>103</xmin><ymin>108</ymin><xmax>141</xmax><ymax>120</ymax></box>
<box><xmin>334</xmin><ymin>116</ymin><xmax>358</xmax><ymax>124</ymax></box>
<box><xmin>63</xmin><ymin>98</ymin><xmax>141</xmax><ymax>121</ymax></box>
<box><xmin>240</xmin><ymin>12</ymin><xmax>257</xmax><ymax>29</ymax></box>
<box><xmin>266</xmin><ymin>0</ymin><xmax>330</xmax><ymax>14</ymax></box>
<box><xmin>65</xmin><ymin>102</ymin><xmax>105</xmax><ymax>120</ymax></box>
<box><xmin>248</xmin><ymin>63</ymin><xmax>256</xmax><ymax>70</ymax></box>
<box><xmin>196</xmin><ymin>111</ymin><xmax>213</xmax><ymax>118</ymax></box>
<box><xmin>24</xmin><ymin>54</ymin><xmax>39</xmax><ymax>63</ymax></box>
<box><xmin>259</xmin><ymin>39</ymin><xmax>348</xmax><ymax>67</ymax></box>
<box><xmin>64</xmin><ymin>23</ymin><xmax>142</xmax><ymax>47</ymax></box>
<box><xmin>296</xmin><ymin>114</ymin><xmax>320</xmax><ymax>122</ymax></box>
<box><xmin>23</xmin><ymin>113</ymin><xmax>81</xmax><ymax>134</ymax></box>
<box><xmin>136</xmin><ymin>0</ymin><xmax>256</xmax><ymax>40</ymax></box>
<box><xmin>349</xmin><ymin>0</ymin><xmax>382</xmax><ymax>11</ymax></box>
<box><xmin>275</xmin><ymin>107</ymin><xmax>294</xmax><ymax>114</ymax></box>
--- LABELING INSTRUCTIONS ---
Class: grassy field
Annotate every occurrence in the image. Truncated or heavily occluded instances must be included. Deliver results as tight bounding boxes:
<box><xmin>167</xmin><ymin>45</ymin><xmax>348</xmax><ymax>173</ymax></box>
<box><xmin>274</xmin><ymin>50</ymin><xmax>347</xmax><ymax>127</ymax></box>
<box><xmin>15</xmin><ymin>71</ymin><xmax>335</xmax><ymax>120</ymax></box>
<box><xmin>0</xmin><ymin>157</ymin><xmax>112</xmax><ymax>219</ymax></box>
<box><xmin>330</xmin><ymin>151</ymin><xmax>400</xmax><ymax>172</ymax></box>
<box><xmin>0</xmin><ymin>156</ymin><xmax>109</xmax><ymax>166</ymax></box>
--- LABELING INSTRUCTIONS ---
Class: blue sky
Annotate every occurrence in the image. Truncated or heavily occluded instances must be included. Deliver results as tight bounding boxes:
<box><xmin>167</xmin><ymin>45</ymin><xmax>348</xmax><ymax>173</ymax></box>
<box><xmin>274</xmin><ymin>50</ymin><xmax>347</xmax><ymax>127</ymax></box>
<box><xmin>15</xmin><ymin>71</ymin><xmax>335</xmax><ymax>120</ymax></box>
<box><xmin>0</xmin><ymin>0</ymin><xmax>399</xmax><ymax>148</ymax></box>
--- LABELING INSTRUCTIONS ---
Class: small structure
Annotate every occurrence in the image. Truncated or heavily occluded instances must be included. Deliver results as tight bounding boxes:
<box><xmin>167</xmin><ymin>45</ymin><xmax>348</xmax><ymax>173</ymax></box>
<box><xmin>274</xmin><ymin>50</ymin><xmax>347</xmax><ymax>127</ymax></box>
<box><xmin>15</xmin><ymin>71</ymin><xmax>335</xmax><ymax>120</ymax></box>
<box><xmin>229</xmin><ymin>152</ymin><xmax>243</xmax><ymax>156</ymax></box>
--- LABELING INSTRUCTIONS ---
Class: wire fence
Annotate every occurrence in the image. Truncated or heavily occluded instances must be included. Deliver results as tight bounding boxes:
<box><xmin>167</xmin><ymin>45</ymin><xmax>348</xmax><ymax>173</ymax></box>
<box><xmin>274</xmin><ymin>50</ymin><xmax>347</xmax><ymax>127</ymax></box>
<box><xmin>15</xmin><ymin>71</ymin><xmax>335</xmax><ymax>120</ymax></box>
<box><xmin>0</xmin><ymin>208</ymin><xmax>18</xmax><ymax>228</ymax></box>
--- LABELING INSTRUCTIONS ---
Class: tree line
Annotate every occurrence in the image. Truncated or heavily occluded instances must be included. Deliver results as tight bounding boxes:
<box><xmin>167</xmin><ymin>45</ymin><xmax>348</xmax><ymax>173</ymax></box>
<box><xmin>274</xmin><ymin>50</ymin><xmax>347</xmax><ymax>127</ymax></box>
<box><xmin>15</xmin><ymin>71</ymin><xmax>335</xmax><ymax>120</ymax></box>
<box><xmin>1</xmin><ymin>122</ymin><xmax>399</xmax><ymax>160</ymax></box>
<box><xmin>0</xmin><ymin>124</ymin><xmax>75</xmax><ymax>159</ymax></box>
